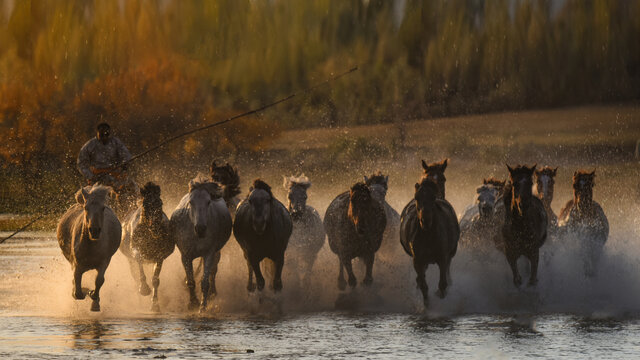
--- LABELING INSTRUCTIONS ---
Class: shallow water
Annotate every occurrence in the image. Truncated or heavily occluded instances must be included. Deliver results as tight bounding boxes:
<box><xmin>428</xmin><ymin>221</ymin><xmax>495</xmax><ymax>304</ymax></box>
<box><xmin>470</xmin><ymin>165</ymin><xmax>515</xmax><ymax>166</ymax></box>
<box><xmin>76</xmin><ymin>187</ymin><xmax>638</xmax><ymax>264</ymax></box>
<box><xmin>2</xmin><ymin>225</ymin><xmax>640</xmax><ymax>359</ymax></box>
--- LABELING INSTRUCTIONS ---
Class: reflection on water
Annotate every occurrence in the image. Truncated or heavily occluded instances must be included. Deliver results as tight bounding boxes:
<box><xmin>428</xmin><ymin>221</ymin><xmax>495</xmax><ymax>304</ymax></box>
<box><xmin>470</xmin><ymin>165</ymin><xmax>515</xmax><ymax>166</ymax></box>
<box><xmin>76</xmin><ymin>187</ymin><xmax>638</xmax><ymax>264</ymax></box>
<box><xmin>70</xmin><ymin>319</ymin><xmax>111</xmax><ymax>350</ymax></box>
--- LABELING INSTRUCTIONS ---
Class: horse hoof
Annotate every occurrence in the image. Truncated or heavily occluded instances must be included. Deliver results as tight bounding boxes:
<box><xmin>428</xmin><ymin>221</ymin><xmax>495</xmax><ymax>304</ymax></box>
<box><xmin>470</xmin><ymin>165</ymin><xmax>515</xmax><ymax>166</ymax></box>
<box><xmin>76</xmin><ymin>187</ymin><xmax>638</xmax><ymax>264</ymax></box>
<box><xmin>337</xmin><ymin>278</ymin><xmax>347</xmax><ymax>291</ymax></box>
<box><xmin>88</xmin><ymin>290</ymin><xmax>99</xmax><ymax>301</ymax></box>
<box><xmin>436</xmin><ymin>289</ymin><xmax>446</xmax><ymax>299</ymax></box>
<box><xmin>73</xmin><ymin>291</ymin><xmax>86</xmax><ymax>300</ymax></box>
<box><xmin>188</xmin><ymin>300</ymin><xmax>199</xmax><ymax>311</ymax></box>
<box><xmin>362</xmin><ymin>277</ymin><xmax>373</xmax><ymax>287</ymax></box>
<box><xmin>513</xmin><ymin>277</ymin><xmax>522</xmax><ymax>288</ymax></box>
<box><xmin>273</xmin><ymin>280</ymin><xmax>283</xmax><ymax>292</ymax></box>
<box><xmin>199</xmin><ymin>305</ymin><xmax>207</xmax><ymax>314</ymax></box>
<box><xmin>151</xmin><ymin>302</ymin><xmax>160</xmax><ymax>313</ymax></box>
<box><xmin>90</xmin><ymin>300</ymin><xmax>100</xmax><ymax>312</ymax></box>
<box><xmin>528</xmin><ymin>279</ymin><xmax>538</xmax><ymax>287</ymax></box>
<box><xmin>423</xmin><ymin>297</ymin><xmax>429</xmax><ymax>308</ymax></box>
<box><xmin>139</xmin><ymin>283</ymin><xmax>152</xmax><ymax>296</ymax></box>
<box><xmin>257</xmin><ymin>280</ymin><xmax>265</xmax><ymax>291</ymax></box>
<box><xmin>348</xmin><ymin>278</ymin><xmax>357</xmax><ymax>288</ymax></box>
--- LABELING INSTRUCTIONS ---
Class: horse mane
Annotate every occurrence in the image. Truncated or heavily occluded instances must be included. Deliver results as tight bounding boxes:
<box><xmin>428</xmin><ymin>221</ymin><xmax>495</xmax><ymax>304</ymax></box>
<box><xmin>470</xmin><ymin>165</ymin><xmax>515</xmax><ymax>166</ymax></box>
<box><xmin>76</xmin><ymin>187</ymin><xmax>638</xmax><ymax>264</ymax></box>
<box><xmin>535</xmin><ymin>166</ymin><xmax>558</xmax><ymax>178</ymax></box>
<box><xmin>476</xmin><ymin>183</ymin><xmax>498</xmax><ymax>194</ymax></box>
<box><xmin>364</xmin><ymin>171</ymin><xmax>388</xmax><ymax>189</ymax></box>
<box><xmin>483</xmin><ymin>177</ymin><xmax>506</xmax><ymax>189</ymax></box>
<box><xmin>210</xmin><ymin>161</ymin><xmax>241</xmax><ymax>198</ymax></box>
<box><xmin>416</xmin><ymin>177</ymin><xmax>439</xmax><ymax>194</ymax></box>
<box><xmin>140</xmin><ymin>182</ymin><xmax>161</xmax><ymax>198</ymax></box>
<box><xmin>189</xmin><ymin>176</ymin><xmax>223</xmax><ymax>200</ymax></box>
<box><xmin>422</xmin><ymin>158</ymin><xmax>448</xmax><ymax>173</ymax></box>
<box><xmin>573</xmin><ymin>169</ymin><xmax>596</xmax><ymax>185</ymax></box>
<box><xmin>251</xmin><ymin>179</ymin><xmax>273</xmax><ymax>199</ymax></box>
<box><xmin>284</xmin><ymin>174</ymin><xmax>311</xmax><ymax>189</ymax></box>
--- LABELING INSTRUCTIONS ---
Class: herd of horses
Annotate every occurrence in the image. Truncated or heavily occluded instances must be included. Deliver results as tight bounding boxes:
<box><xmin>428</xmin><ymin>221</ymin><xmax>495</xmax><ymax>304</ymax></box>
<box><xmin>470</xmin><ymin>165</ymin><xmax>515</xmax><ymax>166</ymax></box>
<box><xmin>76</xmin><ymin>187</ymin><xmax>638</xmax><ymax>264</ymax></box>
<box><xmin>56</xmin><ymin>159</ymin><xmax>609</xmax><ymax>312</ymax></box>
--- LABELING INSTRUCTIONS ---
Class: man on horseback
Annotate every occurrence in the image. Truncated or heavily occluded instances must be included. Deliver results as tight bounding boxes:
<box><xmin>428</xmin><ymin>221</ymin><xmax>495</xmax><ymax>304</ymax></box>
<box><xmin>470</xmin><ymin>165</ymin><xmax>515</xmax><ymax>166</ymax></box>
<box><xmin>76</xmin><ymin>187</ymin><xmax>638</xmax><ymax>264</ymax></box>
<box><xmin>77</xmin><ymin>122</ymin><xmax>137</xmax><ymax>217</ymax></box>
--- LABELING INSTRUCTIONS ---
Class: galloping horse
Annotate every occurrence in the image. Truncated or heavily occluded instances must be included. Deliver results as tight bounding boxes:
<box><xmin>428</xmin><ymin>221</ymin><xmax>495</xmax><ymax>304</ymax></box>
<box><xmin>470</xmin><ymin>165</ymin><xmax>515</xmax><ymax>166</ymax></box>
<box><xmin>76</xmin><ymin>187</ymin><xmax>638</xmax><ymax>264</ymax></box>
<box><xmin>120</xmin><ymin>182</ymin><xmax>174</xmax><ymax>312</ymax></box>
<box><xmin>364</xmin><ymin>172</ymin><xmax>402</xmax><ymax>263</ymax></box>
<box><xmin>324</xmin><ymin>182</ymin><xmax>386</xmax><ymax>290</ymax></box>
<box><xmin>400</xmin><ymin>179</ymin><xmax>459</xmax><ymax>306</ymax></box>
<box><xmin>459</xmin><ymin>182</ymin><xmax>503</xmax><ymax>253</ymax></box>
<box><xmin>534</xmin><ymin>166</ymin><xmax>559</xmax><ymax>235</ymax></box>
<box><xmin>283</xmin><ymin>174</ymin><xmax>325</xmax><ymax>287</ymax></box>
<box><xmin>558</xmin><ymin>170</ymin><xmax>609</xmax><ymax>276</ymax></box>
<box><xmin>210</xmin><ymin>161</ymin><xmax>241</xmax><ymax>216</ymax></box>
<box><xmin>234</xmin><ymin>179</ymin><xmax>293</xmax><ymax>292</ymax></box>
<box><xmin>501</xmin><ymin>164</ymin><xmax>548</xmax><ymax>287</ymax></box>
<box><xmin>57</xmin><ymin>185</ymin><xmax>121</xmax><ymax>311</ymax></box>
<box><xmin>171</xmin><ymin>178</ymin><xmax>232</xmax><ymax>312</ymax></box>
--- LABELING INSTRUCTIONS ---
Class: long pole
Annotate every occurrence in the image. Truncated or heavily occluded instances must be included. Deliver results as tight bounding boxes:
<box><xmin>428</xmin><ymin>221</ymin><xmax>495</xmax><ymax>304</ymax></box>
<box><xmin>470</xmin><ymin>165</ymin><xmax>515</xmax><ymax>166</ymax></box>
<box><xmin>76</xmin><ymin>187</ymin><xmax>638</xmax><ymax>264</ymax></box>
<box><xmin>0</xmin><ymin>66</ymin><xmax>358</xmax><ymax>243</ymax></box>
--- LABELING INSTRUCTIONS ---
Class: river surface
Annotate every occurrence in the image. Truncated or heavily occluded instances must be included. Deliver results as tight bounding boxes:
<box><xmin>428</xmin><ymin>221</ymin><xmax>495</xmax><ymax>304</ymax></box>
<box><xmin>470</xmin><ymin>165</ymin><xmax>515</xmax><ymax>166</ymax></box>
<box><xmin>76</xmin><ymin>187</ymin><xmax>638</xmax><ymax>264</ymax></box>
<box><xmin>1</xmin><ymin>227</ymin><xmax>640</xmax><ymax>359</ymax></box>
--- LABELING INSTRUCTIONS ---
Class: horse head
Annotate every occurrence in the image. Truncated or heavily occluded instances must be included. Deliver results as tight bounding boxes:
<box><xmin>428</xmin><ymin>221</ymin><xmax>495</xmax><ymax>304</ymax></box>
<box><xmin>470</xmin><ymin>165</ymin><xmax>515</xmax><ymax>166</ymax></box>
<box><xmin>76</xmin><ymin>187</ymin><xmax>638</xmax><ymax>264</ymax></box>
<box><xmin>210</xmin><ymin>161</ymin><xmax>241</xmax><ymax>198</ymax></box>
<box><xmin>507</xmin><ymin>164</ymin><xmax>536</xmax><ymax>215</ymax></box>
<box><xmin>421</xmin><ymin>158</ymin><xmax>448</xmax><ymax>199</ymax></box>
<box><xmin>76</xmin><ymin>185</ymin><xmax>113</xmax><ymax>240</ymax></box>
<box><xmin>364</xmin><ymin>171</ymin><xmax>389</xmax><ymax>204</ymax></box>
<box><xmin>534</xmin><ymin>166</ymin><xmax>558</xmax><ymax>206</ymax></box>
<box><xmin>476</xmin><ymin>184</ymin><xmax>499</xmax><ymax>219</ymax></box>
<box><xmin>414</xmin><ymin>179</ymin><xmax>439</xmax><ymax>230</ymax></box>
<box><xmin>348</xmin><ymin>182</ymin><xmax>373</xmax><ymax>236</ymax></box>
<box><xmin>573</xmin><ymin>169</ymin><xmax>596</xmax><ymax>211</ymax></box>
<box><xmin>140</xmin><ymin>182</ymin><xmax>163</xmax><ymax>224</ymax></box>
<box><xmin>283</xmin><ymin>174</ymin><xmax>310</xmax><ymax>220</ymax></box>
<box><xmin>483</xmin><ymin>177</ymin><xmax>507</xmax><ymax>196</ymax></box>
<box><xmin>248</xmin><ymin>179</ymin><xmax>273</xmax><ymax>235</ymax></box>
<box><xmin>188</xmin><ymin>178</ymin><xmax>222</xmax><ymax>238</ymax></box>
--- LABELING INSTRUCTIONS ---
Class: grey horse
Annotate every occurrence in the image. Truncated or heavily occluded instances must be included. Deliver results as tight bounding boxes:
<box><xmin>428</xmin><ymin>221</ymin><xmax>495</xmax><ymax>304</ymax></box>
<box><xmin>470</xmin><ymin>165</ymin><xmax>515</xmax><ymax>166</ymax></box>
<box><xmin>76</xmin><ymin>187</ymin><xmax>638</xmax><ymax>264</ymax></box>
<box><xmin>171</xmin><ymin>177</ymin><xmax>232</xmax><ymax>312</ymax></box>
<box><xmin>234</xmin><ymin>179</ymin><xmax>293</xmax><ymax>292</ymax></box>
<box><xmin>283</xmin><ymin>174</ymin><xmax>325</xmax><ymax>287</ymax></box>
<box><xmin>57</xmin><ymin>185</ymin><xmax>121</xmax><ymax>312</ymax></box>
<box><xmin>120</xmin><ymin>182</ymin><xmax>174</xmax><ymax>312</ymax></box>
<box><xmin>459</xmin><ymin>183</ymin><xmax>503</xmax><ymax>254</ymax></box>
<box><xmin>400</xmin><ymin>179</ymin><xmax>459</xmax><ymax>307</ymax></box>
<box><xmin>324</xmin><ymin>182</ymin><xmax>387</xmax><ymax>290</ymax></box>
<box><xmin>534</xmin><ymin>166</ymin><xmax>559</xmax><ymax>237</ymax></box>
<box><xmin>364</xmin><ymin>172</ymin><xmax>402</xmax><ymax>264</ymax></box>
<box><xmin>558</xmin><ymin>170</ymin><xmax>609</xmax><ymax>277</ymax></box>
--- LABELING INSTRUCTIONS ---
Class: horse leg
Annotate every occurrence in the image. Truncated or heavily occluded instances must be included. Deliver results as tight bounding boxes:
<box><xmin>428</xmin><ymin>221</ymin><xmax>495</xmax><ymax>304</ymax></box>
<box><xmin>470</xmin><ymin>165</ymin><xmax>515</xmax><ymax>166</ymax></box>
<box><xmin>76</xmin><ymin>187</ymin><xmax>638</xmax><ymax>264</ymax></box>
<box><xmin>199</xmin><ymin>253</ymin><xmax>216</xmax><ymax>313</ymax></box>
<box><xmin>246</xmin><ymin>258</ymin><xmax>256</xmax><ymax>292</ymax></box>
<box><xmin>527</xmin><ymin>250</ymin><xmax>539</xmax><ymax>286</ymax></box>
<box><xmin>181</xmin><ymin>255</ymin><xmax>199</xmax><ymax>310</ymax></box>
<box><xmin>506</xmin><ymin>249</ymin><xmax>522</xmax><ymax>287</ymax></box>
<box><xmin>88</xmin><ymin>262</ymin><xmax>108</xmax><ymax>312</ymax></box>
<box><xmin>342</xmin><ymin>258</ymin><xmax>357</xmax><ymax>288</ymax></box>
<box><xmin>208</xmin><ymin>251</ymin><xmax>221</xmax><ymax>297</ymax></box>
<box><xmin>251</xmin><ymin>257</ymin><xmax>266</xmax><ymax>291</ymax></box>
<box><xmin>150</xmin><ymin>261</ymin><xmax>163</xmax><ymax>312</ymax></box>
<box><xmin>436</xmin><ymin>259</ymin><xmax>450</xmax><ymax>299</ymax></box>
<box><xmin>272</xmin><ymin>256</ymin><xmax>284</xmax><ymax>292</ymax></box>
<box><xmin>362</xmin><ymin>253</ymin><xmax>374</xmax><ymax>286</ymax></box>
<box><xmin>413</xmin><ymin>258</ymin><xmax>429</xmax><ymax>307</ymax></box>
<box><xmin>136</xmin><ymin>255</ymin><xmax>151</xmax><ymax>296</ymax></box>
<box><xmin>337</xmin><ymin>258</ymin><xmax>347</xmax><ymax>290</ymax></box>
<box><xmin>72</xmin><ymin>266</ymin><xmax>87</xmax><ymax>300</ymax></box>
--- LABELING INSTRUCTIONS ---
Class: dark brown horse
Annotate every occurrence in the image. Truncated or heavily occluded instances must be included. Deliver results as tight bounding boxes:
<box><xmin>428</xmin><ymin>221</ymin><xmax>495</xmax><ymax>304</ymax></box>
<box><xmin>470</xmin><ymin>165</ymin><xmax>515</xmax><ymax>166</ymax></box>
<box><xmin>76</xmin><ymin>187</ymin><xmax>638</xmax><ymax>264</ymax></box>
<box><xmin>534</xmin><ymin>166</ymin><xmax>559</xmax><ymax>232</ymax></box>
<box><xmin>324</xmin><ymin>182</ymin><xmax>387</xmax><ymax>290</ymax></box>
<box><xmin>364</xmin><ymin>172</ymin><xmax>402</xmax><ymax>263</ymax></box>
<box><xmin>400</xmin><ymin>179</ymin><xmax>459</xmax><ymax>306</ymax></box>
<box><xmin>501</xmin><ymin>164</ymin><xmax>548</xmax><ymax>287</ymax></box>
<box><xmin>57</xmin><ymin>185</ymin><xmax>121</xmax><ymax>311</ymax></box>
<box><xmin>421</xmin><ymin>159</ymin><xmax>448</xmax><ymax>199</ymax></box>
<box><xmin>233</xmin><ymin>179</ymin><xmax>293</xmax><ymax>292</ymax></box>
<box><xmin>120</xmin><ymin>182</ymin><xmax>174</xmax><ymax>312</ymax></box>
<box><xmin>558</xmin><ymin>170</ymin><xmax>609</xmax><ymax>276</ymax></box>
<box><xmin>210</xmin><ymin>161</ymin><xmax>241</xmax><ymax>215</ymax></box>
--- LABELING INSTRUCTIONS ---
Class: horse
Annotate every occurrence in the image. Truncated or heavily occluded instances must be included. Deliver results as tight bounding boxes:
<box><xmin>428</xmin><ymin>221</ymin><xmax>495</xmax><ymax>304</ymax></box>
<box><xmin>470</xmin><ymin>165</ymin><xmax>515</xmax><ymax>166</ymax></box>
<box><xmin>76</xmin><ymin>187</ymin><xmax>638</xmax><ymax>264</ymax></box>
<box><xmin>233</xmin><ymin>179</ymin><xmax>293</xmax><ymax>292</ymax></box>
<box><xmin>364</xmin><ymin>172</ymin><xmax>402</xmax><ymax>263</ymax></box>
<box><xmin>56</xmin><ymin>185</ymin><xmax>121</xmax><ymax>312</ymax></box>
<box><xmin>170</xmin><ymin>177</ymin><xmax>232</xmax><ymax>312</ymax></box>
<box><xmin>120</xmin><ymin>182</ymin><xmax>174</xmax><ymax>312</ymax></box>
<box><xmin>558</xmin><ymin>170</ymin><xmax>609</xmax><ymax>277</ymax></box>
<box><xmin>210</xmin><ymin>161</ymin><xmax>241</xmax><ymax>216</ymax></box>
<box><xmin>283</xmin><ymin>174</ymin><xmax>325</xmax><ymax>287</ymax></box>
<box><xmin>324</xmin><ymin>182</ymin><xmax>386</xmax><ymax>290</ymax></box>
<box><xmin>459</xmin><ymin>182</ymin><xmax>503</xmax><ymax>253</ymax></box>
<box><xmin>400</xmin><ymin>179</ymin><xmax>459</xmax><ymax>306</ymax></box>
<box><xmin>501</xmin><ymin>164</ymin><xmax>548</xmax><ymax>287</ymax></box>
<box><xmin>421</xmin><ymin>158</ymin><xmax>448</xmax><ymax>199</ymax></box>
<box><xmin>534</xmin><ymin>166</ymin><xmax>559</xmax><ymax>234</ymax></box>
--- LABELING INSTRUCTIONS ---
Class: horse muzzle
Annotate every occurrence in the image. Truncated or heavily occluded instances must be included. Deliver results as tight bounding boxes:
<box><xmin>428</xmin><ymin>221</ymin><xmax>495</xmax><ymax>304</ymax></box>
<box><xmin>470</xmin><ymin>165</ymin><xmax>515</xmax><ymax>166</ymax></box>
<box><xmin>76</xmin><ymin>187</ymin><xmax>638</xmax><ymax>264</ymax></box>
<box><xmin>88</xmin><ymin>227</ymin><xmax>101</xmax><ymax>240</ymax></box>
<box><xmin>194</xmin><ymin>224</ymin><xmax>207</xmax><ymax>238</ymax></box>
<box><xmin>479</xmin><ymin>204</ymin><xmax>493</xmax><ymax>218</ymax></box>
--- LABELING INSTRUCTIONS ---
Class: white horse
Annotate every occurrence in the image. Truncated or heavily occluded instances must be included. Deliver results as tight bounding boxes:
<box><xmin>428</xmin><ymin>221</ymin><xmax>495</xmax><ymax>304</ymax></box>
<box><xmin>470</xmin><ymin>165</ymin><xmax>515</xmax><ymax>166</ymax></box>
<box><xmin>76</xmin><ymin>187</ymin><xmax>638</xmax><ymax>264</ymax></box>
<box><xmin>170</xmin><ymin>177</ymin><xmax>232</xmax><ymax>312</ymax></box>
<box><xmin>57</xmin><ymin>185</ymin><xmax>121</xmax><ymax>312</ymax></box>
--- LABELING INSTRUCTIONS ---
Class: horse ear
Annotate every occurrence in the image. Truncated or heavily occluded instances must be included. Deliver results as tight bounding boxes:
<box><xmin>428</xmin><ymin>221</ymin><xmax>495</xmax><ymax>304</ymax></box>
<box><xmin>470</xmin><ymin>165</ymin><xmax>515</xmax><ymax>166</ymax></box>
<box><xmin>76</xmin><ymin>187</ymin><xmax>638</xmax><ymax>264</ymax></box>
<box><xmin>574</xmin><ymin>170</ymin><xmax>578</xmax><ymax>177</ymax></box>
<box><xmin>140</xmin><ymin>187</ymin><xmax>146</xmax><ymax>197</ymax></box>
<box><xmin>506</xmin><ymin>164</ymin><xmax>514</xmax><ymax>174</ymax></box>
<box><xmin>75</xmin><ymin>188</ymin><xmax>87</xmax><ymax>204</ymax></box>
<box><xmin>442</xmin><ymin>158</ymin><xmax>448</xmax><ymax>170</ymax></box>
<box><xmin>530</xmin><ymin>164</ymin><xmax>537</xmax><ymax>173</ymax></box>
<box><xmin>476</xmin><ymin>186</ymin><xmax>483</xmax><ymax>194</ymax></box>
<box><xmin>421</xmin><ymin>160</ymin><xmax>428</xmax><ymax>170</ymax></box>
<box><xmin>553</xmin><ymin>167</ymin><xmax>558</xmax><ymax>176</ymax></box>
<box><xmin>591</xmin><ymin>169</ymin><xmax>596</xmax><ymax>176</ymax></box>
<box><xmin>363</xmin><ymin>176</ymin><xmax>369</xmax><ymax>183</ymax></box>
<box><xmin>414</xmin><ymin>183</ymin><xmax>420</xmax><ymax>191</ymax></box>
<box><xmin>249</xmin><ymin>186</ymin><xmax>254</xmax><ymax>192</ymax></box>
<box><xmin>385</xmin><ymin>175</ymin><xmax>389</xmax><ymax>184</ymax></box>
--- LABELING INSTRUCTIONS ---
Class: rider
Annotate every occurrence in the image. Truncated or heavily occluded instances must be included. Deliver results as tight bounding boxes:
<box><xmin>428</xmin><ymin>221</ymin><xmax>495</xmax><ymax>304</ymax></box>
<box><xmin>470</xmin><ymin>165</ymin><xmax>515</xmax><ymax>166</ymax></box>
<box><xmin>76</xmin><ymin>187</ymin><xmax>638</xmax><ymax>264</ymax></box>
<box><xmin>77</xmin><ymin>122</ymin><xmax>132</xmax><ymax>187</ymax></box>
